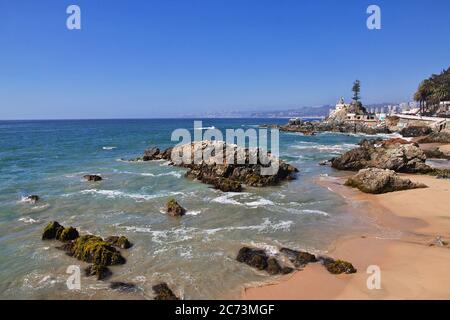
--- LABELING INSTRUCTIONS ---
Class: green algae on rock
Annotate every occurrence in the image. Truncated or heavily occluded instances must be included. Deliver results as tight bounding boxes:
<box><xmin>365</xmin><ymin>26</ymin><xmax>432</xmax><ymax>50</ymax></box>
<box><xmin>322</xmin><ymin>258</ymin><xmax>357</xmax><ymax>275</ymax></box>
<box><xmin>69</xmin><ymin>235</ymin><xmax>126</xmax><ymax>266</ymax></box>
<box><xmin>152</xmin><ymin>282</ymin><xmax>179</xmax><ymax>300</ymax></box>
<box><xmin>166</xmin><ymin>198</ymin><xmax>186</xmax><ymax>217</ymax></box>
<box><xmin>105</xmin><ymin>236</ymin><xmax>133</xmax><ymax>249</ymax></box>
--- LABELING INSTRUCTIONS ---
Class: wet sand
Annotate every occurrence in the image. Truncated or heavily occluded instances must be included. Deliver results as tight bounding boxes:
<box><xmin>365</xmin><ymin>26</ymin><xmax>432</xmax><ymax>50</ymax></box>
<box><xmin>242</xmin><ymin>174</ymin><xmax>450</xmax><ymax>300</ymax></box>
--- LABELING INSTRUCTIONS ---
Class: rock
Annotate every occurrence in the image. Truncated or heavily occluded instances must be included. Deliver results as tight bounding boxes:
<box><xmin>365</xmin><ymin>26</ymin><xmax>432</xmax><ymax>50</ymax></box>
<box><xmin>69</xmin><ymin>235</ymin><xmax>126</xmax><ymax>266</ymax></box>
<box><xmin>42</xmin><ymin>221</ymin><xmax>64</xmax><ymax>240</ymax></box>
<box><xmin>110</xmin><ymin>282</ymin><xmax>138</xmax><ymax>293</ymax></box>
<box><xmin>424</xmin><ymin>148</ymin><xmax>450</xmax><ymax>159</ymax></box>
<box><xmin>321</xmin><ymin>257</ymin><xmax>357</xmax><ymax>274</ymax></box>
<box><xmin>83</xmin><ymin>174</ymin><xmax>102</xmax><ymax>182</ymax></box>
<box><xmin>166</xmin><ymin>198</ymin><xmax>186</xmax><ymax>217</ymax></box>
<box><xmin>318</xmin><ymin>160</ymin><xmax>331</xmax><ymax>166</ymax></box>
<box><xmin>236</xmin><ymin>247</ymin><xmax>268</xmax><ymax>271</ymax></box>
<box><xmin>280</xmin><ymin>248</ymin><xmax>317</xmax><ymax>268</ymax></box>
<box><xmin>56</xmin><ymin>227</ymin><xmax>80</xmax><ymax>242</ymax></box>
<box><xmin>152</xmin><ymin>282</ymin><xmax>179</xmax><ymax>300</ymax></box>
<box><xmin>400</xmin><ymin>126</ymin><xmax>432</xmax><ymax>137</ymax></box>
<box><xmin>105</xmin><ymin>236</ymin><xmax>133</xmax><ymax>249</ymax></box>
<box><xmin>381</xmin><ymin>138</ymin><xmax>415</xmax><ymax>146</ymax></box>
<box><xmin>417</xmin><ymin>132</ymin><xmax>450</xmax><ymax>144</ymax></box>
<box><xmin>331</xmin><ymin>139</ymin><xmax>431</xmax><ymax>173</ymax></box>
<box><xmin>345</xmin><ymin>168</ymin><xmax>428</xmax><ymax>194</ymax></box>
<box><xmin>266</xmin><ymin>257</ymin><xmax>283</xmax><ymax>275</ymax></box>
<box><xmin>85</xmin><ymin>264</ymin><xmax>112</xmax><ymax>280</ymax></box>
<box><xmin>140</xmin><ymin>141</ymin><xmax>298</xmax><ymax>191</ymax></box>
<box><xmin>24</xmin><ymin>195</ymin><xmax>39</xmax><ymax>204</ymax></box>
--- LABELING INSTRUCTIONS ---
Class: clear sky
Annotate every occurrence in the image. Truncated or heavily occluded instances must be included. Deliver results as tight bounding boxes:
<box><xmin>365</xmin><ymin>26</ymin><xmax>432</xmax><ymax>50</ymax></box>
<box><xmin>1</xmin><ymin>0</ymin><xmax>449</xmax><ymax>119</ymax></box>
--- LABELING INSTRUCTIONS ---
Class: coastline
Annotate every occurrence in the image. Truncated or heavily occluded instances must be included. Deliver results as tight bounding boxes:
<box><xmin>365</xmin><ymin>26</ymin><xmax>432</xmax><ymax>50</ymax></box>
<box><xmin>242</xmin><ymin>173</ymin><xmax>450</xmax><ymax>300</ymax></box>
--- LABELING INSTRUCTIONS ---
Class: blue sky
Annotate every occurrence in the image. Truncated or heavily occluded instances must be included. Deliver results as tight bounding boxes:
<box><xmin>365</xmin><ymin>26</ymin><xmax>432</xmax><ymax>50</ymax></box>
<box><xmin>0</xmin><ymin>0</ymin><xmax>449</xmax><ymax>119</ymax></box>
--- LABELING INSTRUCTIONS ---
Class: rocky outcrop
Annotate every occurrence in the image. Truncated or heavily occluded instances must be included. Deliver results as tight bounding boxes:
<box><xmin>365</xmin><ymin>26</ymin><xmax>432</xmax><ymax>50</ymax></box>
<box><xmin>166</xmin><ymin>199</ymin><xmax>186</xmax><ymax>217</ymax></box>
<box><xmin>105</xmin><ymin>236</ymin><xmax>133</xmax><ymax>249</ymax></box>
<box><xmin>236</xmin><ymin>247</ymin><xmax>293</xmax><ymax>275</ymax></box>
<box><xmin>331</xmin><ymin>139</ymin><xmax>431</xmax><ymax>173</ymax></box>
<box><xmin>139</xmin><ymin>141</ymin><xmax>298</xmax><ymax>192</ymax></box>
<box><xmin>345</xmin><ymin>168</ymin><xmax>427</xmax><ymax>194</ymax></box>
<box><xmin>399</xmin><ymin>126</ymin><xmax>432</xmax><ymax>137</ymax></box>
<box><xmin>279</xmin><ymin>247</ymin><xmax>317</xmax><ymax>268</ymax></box>
<box><xmin>320</xmin><ymin>257</ymin><xmax>357</xmax><ymax>275</ymax></box>
<box><xmin>417</xmin><ymin>132</ymin><xmax>450</xmax><ymax>144</ymax></box>
<box><xmin>152</xmin><ymin>283</ymin><xmax>179</xmax><ymax>300</ymax></box>
<box><xmin>83</xmin><ymin>174</ymin><xmax>102</xmax><ymax>182</ymax></box>
<box><xmin>85</xmin><ymin>264</ymin><xmax>112</xmax><ymax>280</ymax></box>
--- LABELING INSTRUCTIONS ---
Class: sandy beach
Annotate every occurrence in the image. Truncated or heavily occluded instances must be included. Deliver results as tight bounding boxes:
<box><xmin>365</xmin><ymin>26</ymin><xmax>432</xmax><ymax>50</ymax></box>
<box><xmin>243</xmin><ymin>174</ymin><xmax>450</xmax><ymax>300</ymax></box>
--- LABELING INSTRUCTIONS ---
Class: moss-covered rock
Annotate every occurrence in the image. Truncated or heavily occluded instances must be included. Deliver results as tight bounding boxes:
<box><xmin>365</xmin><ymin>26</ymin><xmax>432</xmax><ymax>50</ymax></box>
<box><xmin>166</xmin><ymin>198</ymin><xmax>186</xmax><ymax>217</ymax></box>
<box><xmin>84</xmin><ymin>264</ymin><xmax>112</xmax><ymax>280</ymax></box>
<box><xmin>42</xmin><ymin>221</ymin><xmax>64</xmax><ymax>240</ymax></box>
<box><xmin>105</xmin><ymin>236</ymin><xmax>133</xmax><ymax>249</ymax></box>
<box><xmin>70</xmin><ymin>235</ymin><xmax>126</xmax><ymax>266</ymax></box>
<box><xmin>322</xmin><ymin>258</ymin><xmax>357</xmax><ymax>274</ymax></box>
<box><xmin>152</xmin><ymin>282</ymin><xmax>179</xmax><ymax>300</ymax></box>
<box><xmin>56</xmin><ymin>227</ymin><xmax>80</xmax><ymax>242</ymax></box>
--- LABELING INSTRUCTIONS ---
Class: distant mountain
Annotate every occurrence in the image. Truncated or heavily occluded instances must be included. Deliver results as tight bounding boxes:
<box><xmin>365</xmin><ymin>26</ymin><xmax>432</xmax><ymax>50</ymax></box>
<box><xmin>184</xmin><ymin>105</ymin><xmax>332</xmax><ymax>118</ymax></box>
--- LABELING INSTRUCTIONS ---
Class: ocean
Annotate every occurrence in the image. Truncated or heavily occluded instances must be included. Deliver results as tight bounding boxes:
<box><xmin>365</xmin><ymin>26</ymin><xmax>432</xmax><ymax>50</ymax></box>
<box><xmin>0</xmin><ymin>119</ymin><xmax>387</xmax><ymax>299</ymax></box>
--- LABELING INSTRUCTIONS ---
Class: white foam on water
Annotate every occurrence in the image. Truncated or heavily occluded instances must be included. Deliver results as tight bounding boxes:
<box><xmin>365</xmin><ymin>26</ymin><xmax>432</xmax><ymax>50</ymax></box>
<box><xmin>302</xmin><ymin>209</ymin><xmax>330</xmax><ymax>217</ymax></box>
<box><xmin>194</xmin><ymin>126</ymin><xmax>215</xmax><ymax>130</ymax></box>
<box><xmin>211</xmin><ymin>192</ymin><xmax>273</xmax><ymax>208</ymax></box>
<box><xmin>18</xmin><ymin>217</ymin><xmax>38</xmax><ymax>224</ymax></box>
<box><xmin>245</xmin><ymin>198</ymin><xmax>274</xmax><ymax>207</ymax></box>
<box><xmin>79</xmin><ymin>189</ymin><xmax>184</xmax><ymax>201</ymax></box>
<box><xmin>102</xmin><ymin>146</ymin><xmax>117</xmax><ymax>150</ymax></box>
<box><xmin>186</xmin><ymin>210</ymin><xmax>201</xmax><ymax>216</ymax></box>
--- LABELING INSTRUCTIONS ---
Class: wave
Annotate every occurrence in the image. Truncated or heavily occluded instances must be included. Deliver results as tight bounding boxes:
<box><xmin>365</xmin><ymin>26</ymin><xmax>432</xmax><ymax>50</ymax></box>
<box><xmin>211</xmin><ymin>192</ymin><xmax>274</xmax><ymax>208</ymax></box>
<box><xmin>78</xmin><ymin>189</ymin><xmax>184</xmax><ymax>201</ymax></box>
<box><xmin>186</xmin><ymin>210</ymin><xmax>201</xmax><ymax>216</ymax></box>
<box><xmin>291</xmin><ymin>143</ymin><xmax>357</xmax><ymax>153</ymax></box>
<box><xmin>18</xmin><ymin>217</ymin><xmax>38</xmax><ymax>224</ymax></box>
<box><xmin>102</xmin><ymin>146</ymin><xmax>117</xmax><ymax>150</ymax></box>
<box><xmin>302</xmin><ymin>209</ymin><xmax>329</xmax><ymax>217</ymax></box>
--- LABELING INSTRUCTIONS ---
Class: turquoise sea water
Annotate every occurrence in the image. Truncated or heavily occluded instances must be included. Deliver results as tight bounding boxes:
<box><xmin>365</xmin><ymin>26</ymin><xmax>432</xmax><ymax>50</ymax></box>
<box><xmin>0</xmin><ymin>119</ymin><xmax>386</xmax><ymax>299</ymax></box>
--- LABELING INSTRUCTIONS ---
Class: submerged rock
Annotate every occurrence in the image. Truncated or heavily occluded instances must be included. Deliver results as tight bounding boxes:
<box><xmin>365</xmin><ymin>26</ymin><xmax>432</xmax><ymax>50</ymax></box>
<box><xmin>85</xmin><ymin>264</ymin><xmax>112</xmax><ymax>280</ymax></box>
<box><xmin>24</xmin><ymin>195</ymin><xmax>39</xmax><ymax>204</ymax></box>
<box><xmin>152</xmin><ymin>282</ymin><xmax>179</xmax><ymax>300</ymax></box>
<box><xmin>345</xmin><ymin>168</ymin><xmax>427</xmax><ymax>194</ymax></box>
<box><xmin>110</xmin><ymin>282</ymin><xmax>138</xmax><ymax>293</ymax></box>
<box><xmin>83</xmin><ymin>174</ymin><xmax>102</xmax><ymax>182</ymax></box>
<box><xmin>331</xmin><ymin>139</ymin><xmax>431</xmax><ymax>173</ymax></box>
<box><xmin>105</xmin><ymin>236</ymin><xmax>133</xmax><ymax>249</ymax></box>
<box><xmin>69</xmin><ymin>235</ymin><xmax>126</xmax><ymax>266</ymax></box>
<box><xmin>166</xmin><ymin>198</ymin><xmax>186</xmax><ymax>217</ymax></box>
<box><xmin>280</xmin><ymin>247</ymin><xmax>317</xmax><ymax>268</ymax></box>
<box><xmin>320</xmin><ymin>257</ymin><xmax>357</xmax><ymax>275</ymax></box>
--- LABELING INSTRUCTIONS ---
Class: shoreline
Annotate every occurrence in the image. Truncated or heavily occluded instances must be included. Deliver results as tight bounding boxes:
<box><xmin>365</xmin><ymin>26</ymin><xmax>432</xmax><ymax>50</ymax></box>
<box><xmin>242</xmin><ymin>173</ymin><xmax>450</xmax><ymax>300</ymax></box>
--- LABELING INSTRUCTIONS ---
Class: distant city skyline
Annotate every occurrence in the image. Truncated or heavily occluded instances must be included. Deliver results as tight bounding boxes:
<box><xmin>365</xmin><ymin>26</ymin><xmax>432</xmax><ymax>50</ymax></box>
<box><xmin>1</xmin><ymin>0</ymin><xmax>450</xmax><ymax>119</ymax></box>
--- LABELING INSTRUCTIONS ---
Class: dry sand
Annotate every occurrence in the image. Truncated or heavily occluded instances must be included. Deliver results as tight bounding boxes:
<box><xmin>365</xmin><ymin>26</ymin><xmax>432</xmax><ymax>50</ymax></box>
<box><xmin>242</xmin><ymin>174</ymin><xmax>450</xmax><ymax>300</ymax></box>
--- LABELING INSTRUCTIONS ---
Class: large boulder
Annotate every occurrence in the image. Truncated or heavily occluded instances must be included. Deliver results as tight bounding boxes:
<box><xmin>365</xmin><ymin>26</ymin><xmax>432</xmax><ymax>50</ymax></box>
<box><xmin>236</xmin><ymin>247</ymin><xmax>268</xmax><ymax>271</ymax></box>
<box><xmin>400</xmin><ymin>126</ymin><xmax>432</xmax><ymax>137</ymax></box>
<box><xmin>331</xmin><ymin>139</ymin><xmax>431</xmax><ymax>173</ymax></box>
<box><xmin>320</xmin><ymin>257</ymin><xmax>357</xmax><ymax>275</ymax></box>
<box><xmin>345</xmin><ymin>168</ymin><xmax>427</xmax><ymax>194</ymax></box>
<box><xmin>42</xmin><ymin>221</ymin><xmax>79</xmax><ymax>242</ymax></box>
